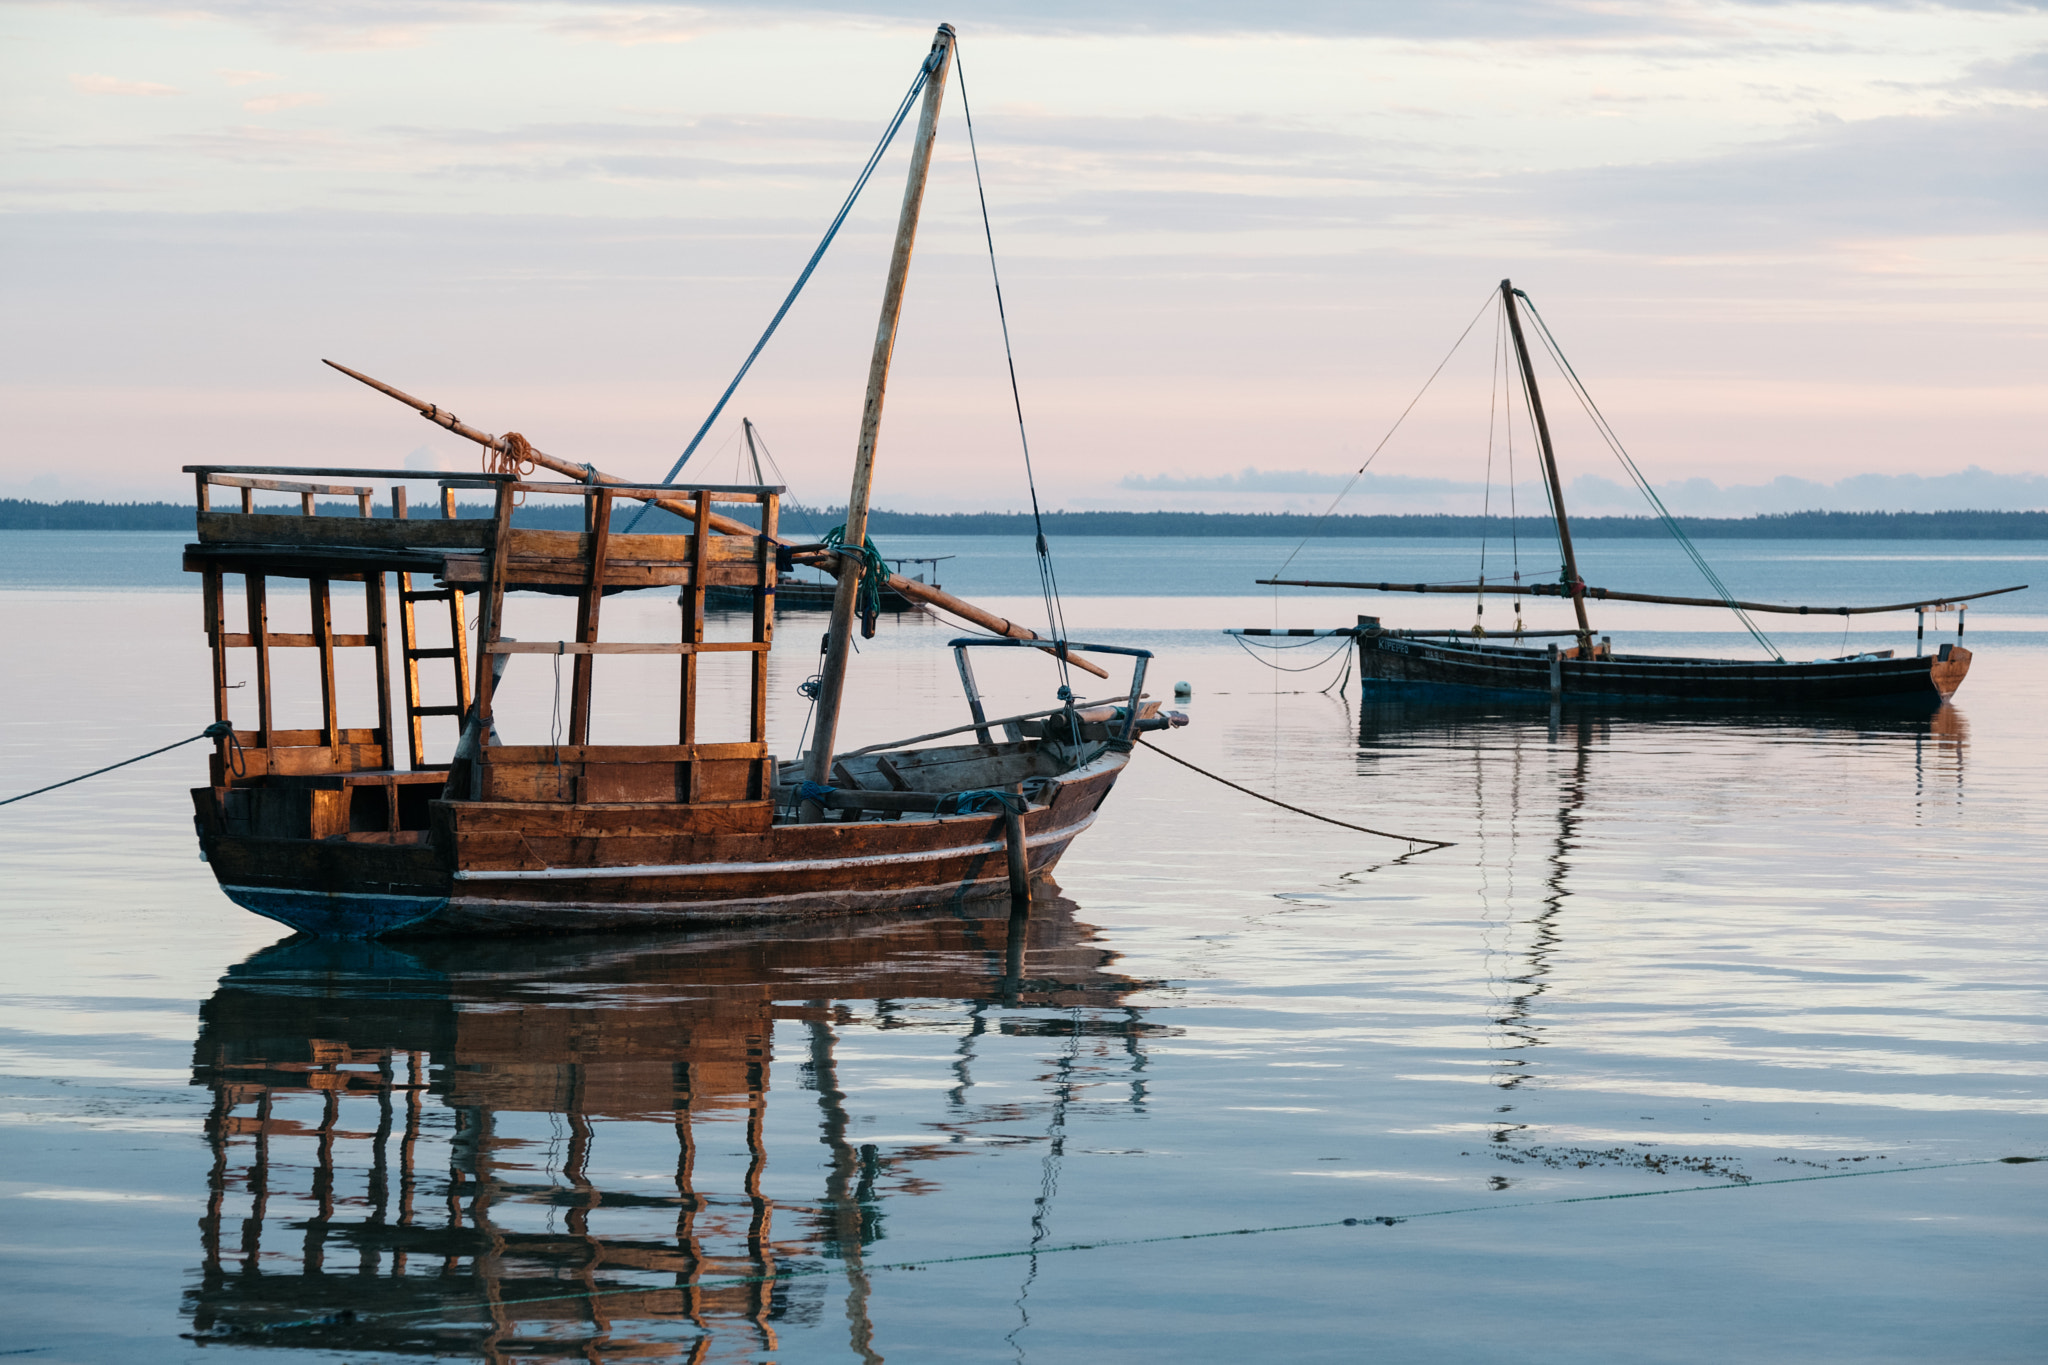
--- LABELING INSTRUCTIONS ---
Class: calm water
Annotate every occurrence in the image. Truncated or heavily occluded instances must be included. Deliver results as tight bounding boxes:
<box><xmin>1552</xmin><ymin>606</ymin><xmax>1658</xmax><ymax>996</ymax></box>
<box><xmin>1</xmin><ymin>534</ymin><xmax>2043</xmax><ymax>1362</ymax></box>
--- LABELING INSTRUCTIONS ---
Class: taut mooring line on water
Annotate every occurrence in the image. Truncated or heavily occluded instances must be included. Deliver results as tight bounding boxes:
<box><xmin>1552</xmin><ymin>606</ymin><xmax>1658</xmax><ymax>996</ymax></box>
<box><xmin>0</xmin><ymin>723</ymin><xmax>235</xmax><ymax>808</ymax></box>
<box><xmin>1134</xmin><ymin>737</ymin><xmax>1457</xmax><ymax>850</ymax></box>
<box><xmin>194</xmin><ymin>1154</ymin><xmax>2040</xmax><ymax>1340</ymax></box>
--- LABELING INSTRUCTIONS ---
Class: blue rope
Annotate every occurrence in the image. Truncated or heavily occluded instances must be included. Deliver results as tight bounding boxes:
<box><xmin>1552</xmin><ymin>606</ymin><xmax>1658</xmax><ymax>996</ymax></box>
<box><xmin>623</xmin><ymin>44</ymin><xmax>942</xmax><ymax>530</ymax></box>
<box><xmin>934</xmin><ymin>788</ymin><xmax>1028</xmax><ymax>816</ymax></box>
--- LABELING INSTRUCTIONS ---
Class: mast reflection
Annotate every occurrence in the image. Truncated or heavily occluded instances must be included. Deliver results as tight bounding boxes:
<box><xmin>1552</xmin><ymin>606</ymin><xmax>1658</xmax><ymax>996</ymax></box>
<box><xmin>186</xmin><ymin>901</ymin><xmax>1148</xmax><ymax>1360</ymax></box>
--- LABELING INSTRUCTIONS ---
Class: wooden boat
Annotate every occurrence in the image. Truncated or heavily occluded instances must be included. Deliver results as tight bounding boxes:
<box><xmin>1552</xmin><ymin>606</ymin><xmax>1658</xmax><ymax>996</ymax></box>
<box><xmin>183</xmin><ymin>26</ymin><xmax>1182</xmax><ymax>939</ymax></box>
<box><xmin>185</xmin><ymin>901</ymin><xmax>1159</xmax><ymax>1352</ymax></box>
<box><xmin>701</xmin><ymin>421</ymin><xmax>948</xmax><ymax>613</ymax></box>
<box><xmin>1260</xmin><ymin>280</ymin><xmax>2024</xmax><ymax>707</ymax></box>
<box><xmin>706</xmin><ymin>554</ymin><xmax>948</xmax><ymax>614</ymax></box>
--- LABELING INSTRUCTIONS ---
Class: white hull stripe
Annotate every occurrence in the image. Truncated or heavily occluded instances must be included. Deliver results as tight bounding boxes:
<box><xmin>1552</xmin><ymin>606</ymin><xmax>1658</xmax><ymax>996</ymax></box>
<box><xmin>451</xmin><ymin>812</ymin><xmax>1098</xmax><ymax>882</ymax></box>
<box><xmin>221</xmin><ymin>885</ymin><xmax>443</xmax><ymax>903</ymax></box>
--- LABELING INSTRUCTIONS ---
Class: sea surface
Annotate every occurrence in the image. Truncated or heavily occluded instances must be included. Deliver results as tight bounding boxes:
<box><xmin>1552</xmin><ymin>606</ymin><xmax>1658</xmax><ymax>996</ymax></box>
<box><xmin>1</xmin><ymin>532</ymin><xmax>2043</xmax><ymax>1363</ymax></box>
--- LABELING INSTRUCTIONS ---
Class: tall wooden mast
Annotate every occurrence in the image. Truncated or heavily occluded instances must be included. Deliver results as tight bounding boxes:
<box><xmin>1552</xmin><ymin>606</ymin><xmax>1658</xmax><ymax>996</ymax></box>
<box><xmin>1501</xmin><ymin>278</ymin><xmax>1593</xmax><ymax>655</ymax></box>
<box><xmin>801</xmin><ymin>24</ymin><xmax>956</xmax><ymax>819</ymax></box>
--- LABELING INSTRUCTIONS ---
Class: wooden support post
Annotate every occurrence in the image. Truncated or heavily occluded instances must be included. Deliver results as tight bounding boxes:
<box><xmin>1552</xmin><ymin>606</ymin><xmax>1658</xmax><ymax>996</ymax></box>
<box><xmin>1003</xmin><ymin>784</ymin><xmax>1030</xmax><ymax>908</ymax></box>
<box><xmin>568</xmin><ymin>489</ymin><xmax>613</xmax><ymax>746</ymax></box>
<box><xmin>240</xmin><ymin>486</ymin><xmax>253</xmax><ymax>515</ymax></box>
<box><xmin>301</xmin><ymin>491</ymin><xmax>316</xmax><ymax>517</ymax></box>
<box><xmin>356</xmin><ymin>490</ymin><xmax>373</xmax><ymax>518</ymax></box>
<box><xmin>680</xmin><ymin>489</ymin><xmax>709</xmax><ymax>748</ymax></box>
<box><xmin>248</xmin><ymin>574</ymin><xmax>273</xmax><ymax>747</ymax></box>
<box><xmin>205</xmin><ymin>565</ymin><xmax>228</xmax><ymax>725</ymax></box>
<box><xmin>311</xmin><ymin>578</ymin><xmax>339</xmax><ymax>749</ymax></box>
<box><xmin>441</xmin><ymin>485</ymin><xmax>458</xmax><ymax>520</ymax></box>
<box><xmin>750</xmin><ymin>493</ymin><xmax>777</xmax><ymax>749</ymax></box>
<box><xmin>471</xmin><ymin>485</ymin><xmax>516</xmax><ymax>780</ymax></box>
<box><xmin>366</xmin><ymin>570</ymin><xmax>394</xmax><ymax>767</ymax></box>
<box><xmin>393</xmin><ymin>489</ymin><xmax>427</xmax><ymax>769</ymax></box>
<box><xmin>194</xmin><ymin>472</ymin><xmax>210</xmax><ymax>512</ymax></box>
<box><xmin>802</xmin><ymin>24</ymin><xmax>956</xmax><ymax>822</ymax></box>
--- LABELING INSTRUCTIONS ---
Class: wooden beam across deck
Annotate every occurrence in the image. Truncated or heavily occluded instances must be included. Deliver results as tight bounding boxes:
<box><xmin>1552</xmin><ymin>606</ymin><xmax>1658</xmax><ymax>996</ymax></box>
<box><xmin>485</xmin><ymin>641</ymin><xmax>770</xmax><ymax>655</ymax></box>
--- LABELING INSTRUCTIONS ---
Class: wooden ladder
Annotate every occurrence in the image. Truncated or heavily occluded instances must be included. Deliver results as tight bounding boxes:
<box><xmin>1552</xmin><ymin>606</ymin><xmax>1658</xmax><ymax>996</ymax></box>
<box><xmin>392</xmin><ymin>487</ymin><xmax>474</xmax><ymax>770</ymax></box>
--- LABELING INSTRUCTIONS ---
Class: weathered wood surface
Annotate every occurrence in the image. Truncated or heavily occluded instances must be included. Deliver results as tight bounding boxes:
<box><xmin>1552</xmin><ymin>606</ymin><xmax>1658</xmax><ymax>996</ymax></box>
<box><xmin>188</xmin><ymin>747</ymin><xmax>1125</xmax><ymax>935</ymax></box>
<box><xmin>197</xmin><ymin>511</ymin><xmax>492</xmax><ymax>550</ymax></box>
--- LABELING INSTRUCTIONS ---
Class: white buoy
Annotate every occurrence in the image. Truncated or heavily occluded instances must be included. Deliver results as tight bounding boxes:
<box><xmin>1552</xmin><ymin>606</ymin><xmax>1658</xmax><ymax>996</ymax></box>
<box><xmin>1174</xmin><ymin>680</ymin><xmax>1192</xmax><ymax>699</ymax></box>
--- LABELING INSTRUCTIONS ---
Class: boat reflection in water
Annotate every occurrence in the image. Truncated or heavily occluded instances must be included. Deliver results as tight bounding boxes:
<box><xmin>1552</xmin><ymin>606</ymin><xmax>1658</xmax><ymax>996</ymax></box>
<box><xmin>1357</xmin><ymin>698</ymin><xmax>1968</xmax><ymax>1183</ymax></box>
<box><xmin>186</xmin><ymin>900</ymin><xmax>1154</xmax><ymax>1359</ymax></box>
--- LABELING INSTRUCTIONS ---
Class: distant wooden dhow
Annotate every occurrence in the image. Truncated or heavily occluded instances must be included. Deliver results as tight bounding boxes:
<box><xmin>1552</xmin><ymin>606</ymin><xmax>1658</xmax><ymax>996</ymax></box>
<box><xmin>1258</xmin><ymin>280</ymin><xmax>2026</xmax><ymax>707</ymax></box>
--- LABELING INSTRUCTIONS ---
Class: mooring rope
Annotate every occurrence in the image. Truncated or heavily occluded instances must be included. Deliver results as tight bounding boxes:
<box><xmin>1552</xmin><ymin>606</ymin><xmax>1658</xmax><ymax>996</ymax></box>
<box><xmin>193</xmin><ymin>1154</ymin><xmax>2039</xmax><ymax>1340</ymax></box>
<box><xmin>1</xmin><ymin>723</ymin><xmax>235</xmax><ymax>807</ymax></box>
<box><xmin>1133</xmin><ymin>738</ymin><xmax>1455</xmax><ymax>849</ymax></box>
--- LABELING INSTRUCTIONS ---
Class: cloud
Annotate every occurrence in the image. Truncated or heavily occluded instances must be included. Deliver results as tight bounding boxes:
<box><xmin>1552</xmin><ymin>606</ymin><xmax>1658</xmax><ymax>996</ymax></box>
<box><xmin>1530</xmin><ymin>105</ymin><xmax>2048</xmax><ymax>249</ymax></box>
<box><xmin>243</xmin><ymin>92</ymin><xmax>329</xmax><ymax>113</ymax></box>
<box><xmin>1966</xmin><ymin>47</ymin><xmax>2048</xmax><ymax>92</ymax></box>
<box><xmin>69</xmin><ymin>73</ymin><xmax>181</xmax><ymax>97</ymax></box>
<box><xmin>217</xmin><ymin>69</ymin><xmax>281</xmax><ymax>86</ymax></box>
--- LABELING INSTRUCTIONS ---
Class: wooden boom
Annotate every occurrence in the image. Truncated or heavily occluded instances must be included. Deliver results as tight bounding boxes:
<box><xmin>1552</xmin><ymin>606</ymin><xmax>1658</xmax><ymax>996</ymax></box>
<box><xmin>323</xmin><ymin>356</ymin><xmax>1108</xmax><ymax>678</ymax></box>
<box><xmin>1255</xmin><ymin>578</ymin><xmax>2029</xmax><ymax>616</ymax></box>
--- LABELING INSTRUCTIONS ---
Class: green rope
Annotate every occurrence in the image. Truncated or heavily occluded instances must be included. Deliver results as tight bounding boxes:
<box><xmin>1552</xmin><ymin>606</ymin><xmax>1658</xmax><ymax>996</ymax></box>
<box><xmin>202</xmin><ymin>1153</ymin><xmax>2038</xmax><ymax>1339</ymax></box>
<box><xmin>822</xmin><ymin>523</ymin><xmax>889</xmax><ymax>625</ymax></box>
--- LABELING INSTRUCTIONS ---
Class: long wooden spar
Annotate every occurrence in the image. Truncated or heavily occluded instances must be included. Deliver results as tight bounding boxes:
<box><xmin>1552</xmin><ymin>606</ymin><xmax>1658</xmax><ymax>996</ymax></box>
<box><xmin>323</xmin><ymin>357</ymin><xmax>1107</xmax><ymax>678</ymax></box>
<box><xmin>1255</xmin><ymin>577</ymin><xmax>2029</xmax><ymax>616</ymax></box>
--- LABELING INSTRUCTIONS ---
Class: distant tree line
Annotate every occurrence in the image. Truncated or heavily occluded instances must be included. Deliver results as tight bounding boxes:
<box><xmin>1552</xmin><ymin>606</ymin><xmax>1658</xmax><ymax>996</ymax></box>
<box><xmin>4</xmin><ymin>498</ymin><xmax>2045</xmax><ymax>539</ymax></box>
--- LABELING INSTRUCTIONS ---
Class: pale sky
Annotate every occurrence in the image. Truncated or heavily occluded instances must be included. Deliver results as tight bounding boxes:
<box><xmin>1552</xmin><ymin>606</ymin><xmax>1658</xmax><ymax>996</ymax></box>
<box><xmin>3</xmin><ymin>0</ymin><xmax>2044</xmax><ymax>512</ymax></box>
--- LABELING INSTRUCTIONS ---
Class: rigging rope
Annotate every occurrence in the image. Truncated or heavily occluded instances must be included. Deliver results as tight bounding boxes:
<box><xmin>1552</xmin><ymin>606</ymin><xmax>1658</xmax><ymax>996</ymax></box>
<box><xmin>1514</xmin><ymin>291</ymin><xmax>1782</xmax><ymax>660</ymax></box>
<box><xmin>1272</xmin><ymin>288</ymin><xmax>1497</xmax><ymax>582</ymax></box>
<box><xmin>956</xmin><ymin>43</ymin><xmax>1072</xmax><ymax>696</ymax></box>
<box><xmin>624</xmin><ymin>45</ymin><xmax>942</xmax><ymax>530</ymax></box>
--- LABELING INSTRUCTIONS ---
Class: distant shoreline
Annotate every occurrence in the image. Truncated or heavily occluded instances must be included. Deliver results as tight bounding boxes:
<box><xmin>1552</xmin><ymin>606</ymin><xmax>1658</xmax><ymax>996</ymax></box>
<box><xmin>3</xmin><ymin>499</ymin><xmax>2045</xmax><ymax>539</ymax></box>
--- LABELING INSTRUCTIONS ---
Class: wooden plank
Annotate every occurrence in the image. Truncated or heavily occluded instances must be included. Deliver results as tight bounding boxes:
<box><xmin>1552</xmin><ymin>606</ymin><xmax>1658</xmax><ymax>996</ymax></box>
<box><xmin>472</xmin><ymin>484</ymin><xmax>516</xmax><ymax>779</ymax></box>
<box><xmin>196</xmin><ymin>511</ymin><xmax>492</xmax><ymax>551</ymax></box>
<box><xmin>247</xmin><ymin>573</ymin><xmax>272</xmax><ymax>745</ymax></box>
<box><xmin>204</xmin><ymin>563</ymin><xmax>229</xmax><ymax>727</ymax></box>
<box><xmin>682</xmin><ymin>490</ymin><xmax>709</xmax><ymax>747</ymax></box>
<box><xmin>310</xmin><ymin>576</ymin><xmax>338</xmax><ymax>748</ymax></box>
<box><xmin>503</xmin><ymin>527</ymin><xmax>761</xmax><ymax>565</ymax></box>
<box><xmin>393</xmin><ymin>488</ymin><xmax>425</xmax><ymax>771</ymax></box>
<box><xmin>219</xmin><ymin>632</ymin><xmax>373</xmax><ymax>649</ymax></box>
<box><xmin>484</xmin><ymin>640</ymin><xmax>768</xmax><ymax>656</ymax></box>
<box><xmin>366</xmin><ymin>569</ymin><xmax>394</xmax><ymax>765</ymax></box>
<box><xmin>568</xmin><ymin>488</ymin><xmax>613</xmax><ymax>747</ymax></box>
<box><xmin>230</xmin><ymin>728</ymin><xmax>381</xmax><ymax>746</ymax></box>
<box><xmin>751</xmin><ymin>493</ymin><xmax>776</xmax><ymax>746</ymax></box>
<box><xmin>484</xmin><ymin>742</ymin><xmax>764</xmax><ymax>763</ymax></box>
<box><xmin>205</xmin><ymin>474</ymin><xmax>374</xmax><ymax>495</ymax></box>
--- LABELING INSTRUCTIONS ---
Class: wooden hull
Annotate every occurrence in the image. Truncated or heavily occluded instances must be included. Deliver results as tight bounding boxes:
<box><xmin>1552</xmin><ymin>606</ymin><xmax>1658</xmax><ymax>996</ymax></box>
<box><xmin>193</xmin><ymin>749</ymin><xmax>1125</xmax><ymax>939</ymax></box>
<box><xmin>1357</xmin><ymin>633</ymin><xmax>1970</xmax><ymax>706</ymax></box>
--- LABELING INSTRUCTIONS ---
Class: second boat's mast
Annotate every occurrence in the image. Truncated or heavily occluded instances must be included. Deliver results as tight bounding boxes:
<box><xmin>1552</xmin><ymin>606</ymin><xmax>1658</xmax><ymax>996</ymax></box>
<box><xmin>1502</xmin><ymin>278</ymin><xmax>1593</xmax><ymax>656</ymax></box>
<box><xmin>801</xmin><ymin>25</ymin><xmax>957</xmax><ymax>818</ymax></box>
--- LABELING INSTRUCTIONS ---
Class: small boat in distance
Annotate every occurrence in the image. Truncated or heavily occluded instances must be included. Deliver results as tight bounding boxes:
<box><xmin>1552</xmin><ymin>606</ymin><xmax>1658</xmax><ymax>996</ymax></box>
<box><xmin>1257</xmin><ymin>280</ymin><xmax>2025</xmax><ymax>707</ymax></box>
<box><xmin>700</xmin><ymin>417</ymin><xmax>951</xmax><ymax>613</ymax></box>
